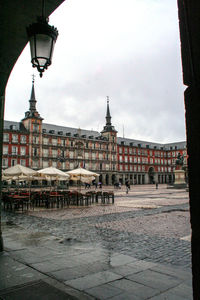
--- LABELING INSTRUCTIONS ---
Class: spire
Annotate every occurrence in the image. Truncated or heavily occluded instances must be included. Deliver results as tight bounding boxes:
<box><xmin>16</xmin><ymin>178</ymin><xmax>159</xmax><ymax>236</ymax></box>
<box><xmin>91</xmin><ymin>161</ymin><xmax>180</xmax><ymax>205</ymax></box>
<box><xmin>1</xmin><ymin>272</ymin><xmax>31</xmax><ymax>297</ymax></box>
<box><xmin>101</xmin><ymin>96</ymin><xmax>117</xmax><ymax>134</ymax></box>
<box><xmin>22</xmin><ymin>75</ymin><xmax>43</xmax><ymax>121</ymax></box>
<box><xmin>106</xmin><ymin>96</ymin><xmax>112</xmax><ymax>126</ymax></box>
<box><xmin>29</xmin><ymin>75</ymin><xmax>36</xmax><ymax>112</ymax></box>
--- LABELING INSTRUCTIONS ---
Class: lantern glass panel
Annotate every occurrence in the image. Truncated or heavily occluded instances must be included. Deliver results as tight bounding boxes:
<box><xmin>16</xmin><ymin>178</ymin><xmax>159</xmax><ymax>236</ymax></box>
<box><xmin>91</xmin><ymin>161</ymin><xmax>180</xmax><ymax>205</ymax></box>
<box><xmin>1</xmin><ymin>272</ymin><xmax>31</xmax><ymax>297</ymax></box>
<box><xmin>35</xmin><ymin>34</ymin><xmax>52</xmax><ymax>63</ymax></box>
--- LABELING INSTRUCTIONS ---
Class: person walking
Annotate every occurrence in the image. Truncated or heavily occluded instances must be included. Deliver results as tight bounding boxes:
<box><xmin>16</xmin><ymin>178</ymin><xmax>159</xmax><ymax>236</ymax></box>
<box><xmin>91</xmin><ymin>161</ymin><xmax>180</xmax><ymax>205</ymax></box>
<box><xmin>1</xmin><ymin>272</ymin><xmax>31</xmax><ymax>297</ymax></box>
<box><xmin>125</xmin><ymin>180</ymin><xmax>130</xmax><ymax>194</ymax></box>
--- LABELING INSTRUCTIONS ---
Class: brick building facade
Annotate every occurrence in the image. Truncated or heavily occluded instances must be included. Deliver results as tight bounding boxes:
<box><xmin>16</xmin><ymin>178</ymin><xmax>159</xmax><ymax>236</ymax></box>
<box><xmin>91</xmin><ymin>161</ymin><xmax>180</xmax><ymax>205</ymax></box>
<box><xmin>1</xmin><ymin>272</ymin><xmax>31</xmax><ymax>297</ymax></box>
<box><xmin>2</xmin><ymin>81</ymin><xmax>187</xmax><ymax>185</ymax></box>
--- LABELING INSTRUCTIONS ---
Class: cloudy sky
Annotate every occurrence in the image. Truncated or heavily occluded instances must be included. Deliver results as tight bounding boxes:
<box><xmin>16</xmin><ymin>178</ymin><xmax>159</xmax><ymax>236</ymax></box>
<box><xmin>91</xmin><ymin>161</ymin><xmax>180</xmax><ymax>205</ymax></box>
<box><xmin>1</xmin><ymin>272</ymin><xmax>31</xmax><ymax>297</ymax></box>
<box><xmin>5</xmin><ymin>0</ymin><xmax>186</xmax><ymax>144</ymax></box>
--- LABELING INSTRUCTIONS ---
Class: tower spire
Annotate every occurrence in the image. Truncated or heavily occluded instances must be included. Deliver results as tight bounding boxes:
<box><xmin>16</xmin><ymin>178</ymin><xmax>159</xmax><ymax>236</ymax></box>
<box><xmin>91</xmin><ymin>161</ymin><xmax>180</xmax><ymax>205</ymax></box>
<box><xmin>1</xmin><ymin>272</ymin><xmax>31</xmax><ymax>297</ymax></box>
<box><xmin>106</xmin><ymin>96</ymin><xmax>111</xmax><ymax>126</ymax></box>
<box><xmin>29</xmin><ymin>75</ymin><xmax>36</xmax><ymax>112</ymax></box>
<box><xmin>101</xmin><ymin>96</ymin><xmax>117</xmax><ymax>134</ymax></box>
<box><xmin>22</xmin><ymin>75</ymin><xmax>43</xmax><ymax>120</ymax></box>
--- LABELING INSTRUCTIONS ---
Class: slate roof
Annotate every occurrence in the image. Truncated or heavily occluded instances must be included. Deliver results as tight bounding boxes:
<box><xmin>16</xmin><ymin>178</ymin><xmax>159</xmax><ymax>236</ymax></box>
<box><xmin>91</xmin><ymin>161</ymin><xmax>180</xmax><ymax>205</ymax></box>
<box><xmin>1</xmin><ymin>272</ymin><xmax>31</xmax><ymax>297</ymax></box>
<box><xmin>117</xmin><ymin>136</ymin><xmax>186</xmax><ymax>150</ymax></box>
<box><xmin>3</xmin><ymin>120</ymin><xmax>186</xmax><ymax>149</ymax></box>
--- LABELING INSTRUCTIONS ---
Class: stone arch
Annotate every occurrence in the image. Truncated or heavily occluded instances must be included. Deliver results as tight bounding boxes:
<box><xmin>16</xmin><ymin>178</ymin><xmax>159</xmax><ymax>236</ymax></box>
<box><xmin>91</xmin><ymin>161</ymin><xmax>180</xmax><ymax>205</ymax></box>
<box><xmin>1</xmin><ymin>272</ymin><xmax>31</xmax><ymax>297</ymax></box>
<box><xmin>148</xmin><ymin>167</ymin><xmax>155</xmax><ymax>184</ymax></box>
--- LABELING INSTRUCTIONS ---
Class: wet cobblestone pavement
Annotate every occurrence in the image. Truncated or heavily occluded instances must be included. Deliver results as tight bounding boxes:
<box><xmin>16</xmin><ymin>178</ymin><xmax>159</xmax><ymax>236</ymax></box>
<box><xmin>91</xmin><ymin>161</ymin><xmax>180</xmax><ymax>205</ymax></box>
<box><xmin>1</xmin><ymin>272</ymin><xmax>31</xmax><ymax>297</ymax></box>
<box><xmin>1</xmin><ymin>185</ymin><xmax>193</xmax><ymax>300</ymax></box>
<box><xmin>2</xmin><ymin>185</ymin><xmax>191</xmax><ymax>267</ymax></box>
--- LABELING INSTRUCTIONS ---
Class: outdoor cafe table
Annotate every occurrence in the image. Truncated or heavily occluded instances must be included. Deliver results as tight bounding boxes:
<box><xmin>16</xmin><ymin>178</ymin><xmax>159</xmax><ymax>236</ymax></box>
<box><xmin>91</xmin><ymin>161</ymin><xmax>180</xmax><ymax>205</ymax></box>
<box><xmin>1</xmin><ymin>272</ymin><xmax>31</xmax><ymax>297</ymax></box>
<box><xmin>47</xmin><ymin>193</ymin><xmax>64</xmax><ymax>208</ymax></box>
<box><xmin>7</xmin><ymin>194</ymin><xmax>30</xmax><ymax>211</ymax></box>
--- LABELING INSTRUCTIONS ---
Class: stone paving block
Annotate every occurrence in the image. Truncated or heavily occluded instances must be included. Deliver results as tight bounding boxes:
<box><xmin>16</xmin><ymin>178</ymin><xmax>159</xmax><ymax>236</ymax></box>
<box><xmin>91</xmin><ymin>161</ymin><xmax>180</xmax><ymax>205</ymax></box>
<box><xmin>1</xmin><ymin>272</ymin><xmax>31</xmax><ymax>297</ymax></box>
<box><xmin>110</xmin><ymin>253</ymin><xmax>137</xmax><ymax>267</ymax></box>
<box><xmin>168</xmin><ymin>282</ymin><xmax>193</xmax><ymax>299</ymax></box>
<box><xmin>0</xmin><ymin>280</ymin><xmax>78</xmax><ymax>300</ymax></box>
<box><xmin>109</xmin><ymin>279</ymin><xmax>159</xmax><ymax>299</ymax></box>
<box><xmin>148</xmin><ymin>292</ymin><xmax>190</xmax><ymax>300</ymax></box>
<box><xmin>111</xmin><ymin>264</ymin><xmax>144</xmax><ymax>277</ymax></box>
<box><xmin>127</xmin><ymin>269</ymin><xmax>181</xmax><ymax>292</ymax></box>
<box><xmin>150</xmin><ymin>263</ymin><xmax>192</xmax><ymax>281</ymax></box>
<box><xmin>50</xmin><ymin>261</ymin><xmax>110</xmax><ymax>282</ymax></box>
<box><xmin>85</xmin><ymin>283</ymin><xmax>122</xmax><ymax>299</ymax></box>
<box><xmin>65</xmin><ymin>271</ymin><xmax>122</xmax><ymax>291</ymax></box>
<box><xmin>107</xmin><ymin>293</ymin><xmax>143</xmax><ymax>300</ymax></box>
<box><xmin>30</xmin><ymin>261</ymin><xmax>63</xmax><ymax>273</ymax></box>
<box><xmin>9</xmin><ymin>249</ymin><xmax>52</xmax><ymax>264</ymax></box>
<box><xmin>73</xmin><ymin>250</ymin><xmax>108</xmax><ymax>264</ymax></box>
<box><xmin>0</xmin><ymin>265</ymin><xmax>47</xmax><ymax>291</ymax></box>
<box><xmin>50</xmin><ymin>256</ymin><xmax>86</xmax><ymax>269</ymax></box>
<box><xmin>128</xmin><ymin>260</ymin><xmax>157</xmax><ymax>271</ymax></box>
<box><xmin>0</xmin><ymin>255</ymin><xmax>28</xmax><ymax>280</ymax></box>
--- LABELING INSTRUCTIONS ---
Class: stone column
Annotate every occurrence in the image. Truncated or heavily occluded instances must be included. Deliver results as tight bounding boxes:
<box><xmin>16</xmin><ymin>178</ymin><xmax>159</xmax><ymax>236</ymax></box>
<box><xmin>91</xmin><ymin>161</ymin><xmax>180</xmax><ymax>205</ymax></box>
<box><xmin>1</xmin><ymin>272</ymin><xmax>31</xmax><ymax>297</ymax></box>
<box><xmin>0</xmin><ymin>94</ymin><xmax>5</xmax><ymax>252</ymax></box>
<box><xmin>145</xmin><ymin>173</ymin><xmax>149</xmax><ymax>184</ymax></box>
<box><xmin>102</xmin><ymin>173</ymin><xmax>106</xmax><ymax>185</ymax></box>
<box><xmin>122</xmin><ymin>174</ymin><xmax>126</xmax><ymax>185</ymax></box>
<box><xmin>108</xmin><ymin>173</ymin><xmax>112</xmax><ymax>185</ymax></box>
<box><xmin>185</xmin><ymin>86</ymin><xmax>200</xmax><ymax>298</ymax></box>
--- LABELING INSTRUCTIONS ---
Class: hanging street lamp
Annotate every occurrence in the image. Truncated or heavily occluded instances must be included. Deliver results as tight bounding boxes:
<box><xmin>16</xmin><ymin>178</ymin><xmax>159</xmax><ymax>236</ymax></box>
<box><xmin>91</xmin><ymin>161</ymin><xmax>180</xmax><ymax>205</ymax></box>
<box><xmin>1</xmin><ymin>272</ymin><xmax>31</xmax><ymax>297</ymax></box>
<box><xmin>27</xmin><ymin>0</ymin><xmax>58</xmax><ymax>77</ymax></box>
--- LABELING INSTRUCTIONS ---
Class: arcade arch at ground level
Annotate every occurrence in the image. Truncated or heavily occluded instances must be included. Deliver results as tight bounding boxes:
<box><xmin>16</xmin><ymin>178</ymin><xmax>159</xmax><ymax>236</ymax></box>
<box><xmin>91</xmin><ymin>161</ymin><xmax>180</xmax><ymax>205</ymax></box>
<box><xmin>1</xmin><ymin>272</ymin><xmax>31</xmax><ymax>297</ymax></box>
<box><xmin>99</xmin><ymin>172</ymin><xmax>174</xmax><ymax>186</ymax></box>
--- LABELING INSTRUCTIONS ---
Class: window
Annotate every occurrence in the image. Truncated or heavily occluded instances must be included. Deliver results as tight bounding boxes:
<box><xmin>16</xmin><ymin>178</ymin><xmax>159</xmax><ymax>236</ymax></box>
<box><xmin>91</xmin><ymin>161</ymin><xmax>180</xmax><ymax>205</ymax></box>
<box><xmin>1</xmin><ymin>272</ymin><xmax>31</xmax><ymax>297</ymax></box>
<box><xmin>33</xmin><ymin>123</ymin><xmax>39</xmax><ymax>132</ymax></box>
<box><xmin>43</xmin><ymin>149</ymin><xmax>48</xmax><ymax>157</ymax></box>
<box><xmin>119</xmin><ymin>147</ymin><xmax>122</xmax><ymax>154</ymax></box>
<box><xmin>52</xmin><ymin>149</ymin><xmax>57</xmax><ymax>158</ymax></box>
<box><xmin>11</xmin><ymin>159</ymin><xmax>17</xmax><ymax>166</ymax></box>
<box><xmin>20</xmin><ymin>159</ymin><xmax>26</xmax><ymax>166</ymax></box>
<box><xmin>2</xmin><ymin>158</ymin><xmax>8</xmax><ymax>168</ymax></box>
<box><xmin>138</xmin><ymin>157</ymin><xmax>141</xmax><ymax>163</ymax></box>
<box><xmin>32</xmin><ymin>160</ymin><xmax>39</xmax><ymax>168</ymax></box>
<box><xmin>3</xmin><ymin>133</ymin><xmax>9</xmax><ymax>142</ymax></box>
<box><xmin>52</xmin><ymin>161</ymin><xmax>57</xmax><ymax>167</ymax></box>
<box><xmin>125</xmin><ymin>156</ymin><xmax>128</xmax><ymax>162</ymax></box>
<box><xmin>33</xmin><ymin>148</ymin><xmax>38</xmax><ymax>156</ymax></box>
<box><xmin>3</xmin><ymin>146</ymin><xmax>8</xmax><ymax>155</ymax></box>
<box><xmin>69</xmin><ymin>151</ymin><xmax>74</xmax><ymax>158</ymax></box>
<box><xmin>12</xmin><ymin>134</ymin><xmax>18</xmax><ymax>143</ymax></box>
<box><xmin>43</xmin><ymin>161</ymin><xmax>49</xmax><ymax>168</ymax></box>
<box><xmin>43</xmin><ymin>137</ymin><xmax>48</xmax><ymax>145</ymax></box>
<box><xmin>20</xmin><ymin>135</ymin><xmax>26</xmax><ymax>143</ymax></box>
<box><xmin>92</xmin><ymin>152</ymin><xmax>96</xmax><ymax>160</ymax></box>
<box><xmin>20</xmin><ymin>147</ymin><xmax>26</xmax><ymax>156</ymax></box>
<box><xmin>99</xmin><ymin>153</ymin><xmax>103</xmax><ymax>160</ymax></box>
<box><xmin>129</xmin><ymin>157</ymin><xmax>132</xmax><ymax>163</ymax></box>
<box><xmin>33</xmin><ymin>136</ymin><xmax>39</xmax><ymax>144</ymax></box>
<box><xmin>52</xmin><ymin>138</ymin><xmax>57</xmax><ymax>146</ymax></box>
<box><xmin>12</xmin><ymin>146</ymin><xmax>17</xmax><ymax>155</ymax></box>
<box><xmin>70</xmin><ymin>162</ymin><xmax>74</xmax><ymax>169</ymax></box>
<box><xmin>85</xmin><ymin>152</ymin><xmax>89</xmax><ymax>159</ymax></box>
